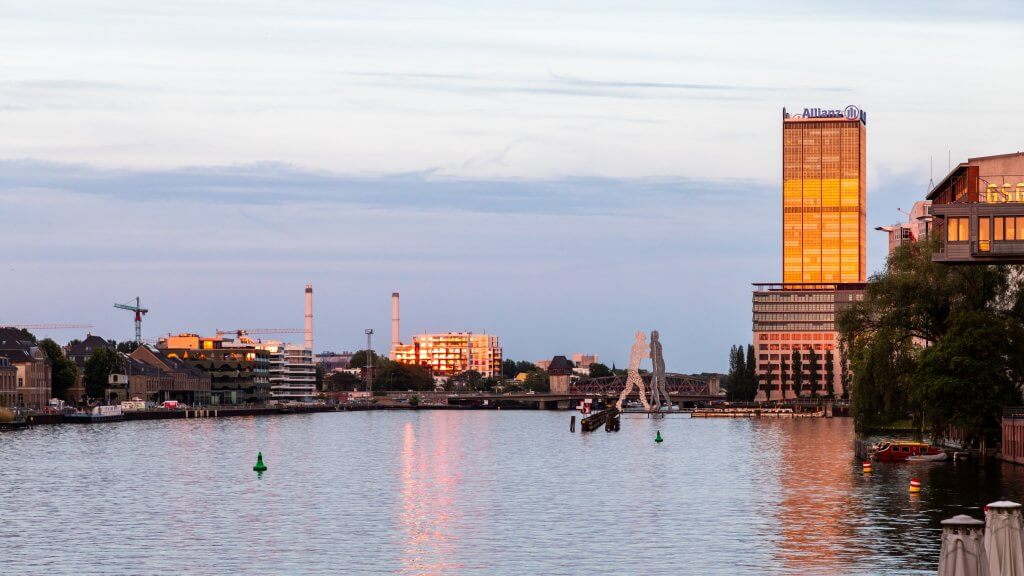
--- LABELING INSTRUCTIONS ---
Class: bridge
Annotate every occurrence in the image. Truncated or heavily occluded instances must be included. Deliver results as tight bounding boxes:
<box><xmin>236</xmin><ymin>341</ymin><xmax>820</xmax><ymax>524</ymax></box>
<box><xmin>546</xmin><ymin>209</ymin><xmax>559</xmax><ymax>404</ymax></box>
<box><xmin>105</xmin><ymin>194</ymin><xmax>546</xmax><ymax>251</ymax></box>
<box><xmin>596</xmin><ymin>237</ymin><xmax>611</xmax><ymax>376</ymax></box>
<box><xmin>444</xmin><ymin>374</ymin><xmax>720</xmax><ymax>410</ymax></box>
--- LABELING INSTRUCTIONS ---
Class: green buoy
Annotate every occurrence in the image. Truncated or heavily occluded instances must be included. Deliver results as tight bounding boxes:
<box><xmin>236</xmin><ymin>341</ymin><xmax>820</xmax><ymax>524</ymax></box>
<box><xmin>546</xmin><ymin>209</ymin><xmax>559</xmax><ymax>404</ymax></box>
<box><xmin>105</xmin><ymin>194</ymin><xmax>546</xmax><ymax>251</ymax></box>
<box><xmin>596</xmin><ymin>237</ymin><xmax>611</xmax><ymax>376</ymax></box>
<box><xmin>655</xmin><ymin>431</ymin><xmax>664</xmax><ymax>443</ymax></box>
<box><xmin>253</xmin><ymin>451</ymin><xmax>267</xmax><ymax>472</ymax></box>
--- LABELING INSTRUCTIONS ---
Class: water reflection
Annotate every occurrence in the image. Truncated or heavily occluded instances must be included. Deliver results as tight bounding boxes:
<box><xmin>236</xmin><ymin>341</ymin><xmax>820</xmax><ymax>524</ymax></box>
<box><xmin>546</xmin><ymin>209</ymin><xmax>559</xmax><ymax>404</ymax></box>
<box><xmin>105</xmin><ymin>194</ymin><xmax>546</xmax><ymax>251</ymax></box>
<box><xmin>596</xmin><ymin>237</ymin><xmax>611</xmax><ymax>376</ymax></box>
<box><xmin>399</xmin><ymin>417</ymin><xmax>463</xmax><ymax>575</ymax></box>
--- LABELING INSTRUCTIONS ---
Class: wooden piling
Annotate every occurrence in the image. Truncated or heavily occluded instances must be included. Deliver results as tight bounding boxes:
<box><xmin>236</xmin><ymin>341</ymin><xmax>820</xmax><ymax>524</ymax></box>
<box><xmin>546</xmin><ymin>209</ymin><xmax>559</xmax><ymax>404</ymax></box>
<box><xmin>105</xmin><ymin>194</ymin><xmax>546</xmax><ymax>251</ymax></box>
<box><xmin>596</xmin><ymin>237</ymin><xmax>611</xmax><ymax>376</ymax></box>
<box><xmin>570</xmin><ymin>415</ymin><xmax>576</xmax><ymax>432</ymax></box>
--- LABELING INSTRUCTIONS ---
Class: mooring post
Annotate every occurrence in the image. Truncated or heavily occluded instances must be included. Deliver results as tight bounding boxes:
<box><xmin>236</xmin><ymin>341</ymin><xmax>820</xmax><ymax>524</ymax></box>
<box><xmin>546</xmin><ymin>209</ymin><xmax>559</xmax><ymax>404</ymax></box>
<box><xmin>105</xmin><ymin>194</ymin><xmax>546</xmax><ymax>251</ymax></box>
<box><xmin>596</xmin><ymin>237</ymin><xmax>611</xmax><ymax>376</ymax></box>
<box><xmin>570</xmin><ymin>415</ymin><xmax>576</xmax><ymax>432</ymax></box>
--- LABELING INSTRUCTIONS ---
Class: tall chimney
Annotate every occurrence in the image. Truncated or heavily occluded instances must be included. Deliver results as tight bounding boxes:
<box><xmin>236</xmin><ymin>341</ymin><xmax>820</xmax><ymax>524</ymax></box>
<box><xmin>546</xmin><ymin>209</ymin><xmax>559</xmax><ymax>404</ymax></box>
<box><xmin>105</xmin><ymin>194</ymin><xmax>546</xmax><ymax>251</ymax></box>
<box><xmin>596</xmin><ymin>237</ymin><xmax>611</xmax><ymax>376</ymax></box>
<box><xmin>305</xmin><ymin>284</ymin><xmax>314</xmax><ymax>351</ymax></box>
<box><xmin>391</xmin><ymin>292</ymin><xmax>400</xmax><ymax>352</ymax></box>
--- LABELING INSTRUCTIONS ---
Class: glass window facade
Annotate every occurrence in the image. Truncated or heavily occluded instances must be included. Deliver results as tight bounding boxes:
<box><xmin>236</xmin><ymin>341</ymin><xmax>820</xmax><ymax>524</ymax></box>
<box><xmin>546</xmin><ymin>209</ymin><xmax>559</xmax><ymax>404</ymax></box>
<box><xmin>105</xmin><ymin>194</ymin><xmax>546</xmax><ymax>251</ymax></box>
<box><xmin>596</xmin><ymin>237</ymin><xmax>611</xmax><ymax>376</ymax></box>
<box><xmin>783</xmin><ymin>119</ymin><xmax>866</xmax><ymax>283</ymax></box>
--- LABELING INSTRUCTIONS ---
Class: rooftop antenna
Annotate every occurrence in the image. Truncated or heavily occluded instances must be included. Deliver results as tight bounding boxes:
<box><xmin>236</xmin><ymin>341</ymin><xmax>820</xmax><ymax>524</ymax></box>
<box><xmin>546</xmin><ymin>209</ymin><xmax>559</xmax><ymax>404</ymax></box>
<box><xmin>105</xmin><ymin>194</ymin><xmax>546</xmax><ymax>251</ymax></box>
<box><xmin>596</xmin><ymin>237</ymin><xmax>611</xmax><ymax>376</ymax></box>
<box><xmin>928</xmin><ymin>156</ymin><xmax>934</xmax><ymax>192</ymax></box>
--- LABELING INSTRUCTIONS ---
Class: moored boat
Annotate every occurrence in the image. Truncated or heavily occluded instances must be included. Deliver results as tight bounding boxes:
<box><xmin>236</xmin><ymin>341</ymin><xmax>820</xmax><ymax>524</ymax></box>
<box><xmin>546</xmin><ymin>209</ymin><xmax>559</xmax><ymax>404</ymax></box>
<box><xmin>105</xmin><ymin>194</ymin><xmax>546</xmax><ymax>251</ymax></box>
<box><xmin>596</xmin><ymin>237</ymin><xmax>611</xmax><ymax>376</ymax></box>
<box><xmin>871</xmin><ymin>440</ymin><xmax>945</xmax><ymax>462</ymax></box>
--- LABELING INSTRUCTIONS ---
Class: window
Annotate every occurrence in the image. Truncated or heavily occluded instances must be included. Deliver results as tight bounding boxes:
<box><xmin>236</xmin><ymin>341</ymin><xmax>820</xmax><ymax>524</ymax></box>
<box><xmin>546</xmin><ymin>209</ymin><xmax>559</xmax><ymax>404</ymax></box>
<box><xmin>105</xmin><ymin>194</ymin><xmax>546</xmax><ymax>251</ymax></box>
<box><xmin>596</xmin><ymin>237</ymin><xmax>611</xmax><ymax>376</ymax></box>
<box><xmin>996</xmin><ymin>217</ymin><xmax>1005</xmax><ymax>241</ymax></box>
<box><xmin>946</xmin><ymin>217</ymin><xmax>969</xmax><ymax>242</ymax></box>
<box><xmin>979</xmin><ymin>216</ymin><xmax>990</xmax><ymax>252</ymax></box>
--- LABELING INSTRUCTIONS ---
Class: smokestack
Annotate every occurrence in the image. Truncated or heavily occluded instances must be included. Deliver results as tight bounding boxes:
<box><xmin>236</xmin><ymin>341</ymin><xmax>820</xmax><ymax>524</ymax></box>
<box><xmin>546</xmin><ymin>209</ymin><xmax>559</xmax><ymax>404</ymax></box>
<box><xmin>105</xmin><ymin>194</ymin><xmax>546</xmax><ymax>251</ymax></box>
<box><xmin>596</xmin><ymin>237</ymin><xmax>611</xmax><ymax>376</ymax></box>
<box><xmin>305</xmin><ymin>284</ymin><xmax>314</xmax><ymax>351</ymax></box>
<box><xmin>391</xmin><ymin>292</ymin><xmax>400</xmax><ymax>351</ymax></box>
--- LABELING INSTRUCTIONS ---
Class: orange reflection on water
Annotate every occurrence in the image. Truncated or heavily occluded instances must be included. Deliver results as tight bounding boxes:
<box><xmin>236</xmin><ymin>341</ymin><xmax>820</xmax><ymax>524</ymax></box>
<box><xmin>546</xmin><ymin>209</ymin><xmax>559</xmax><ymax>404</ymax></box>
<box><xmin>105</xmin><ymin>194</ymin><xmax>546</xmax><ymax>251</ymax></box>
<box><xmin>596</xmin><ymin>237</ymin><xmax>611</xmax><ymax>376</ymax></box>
<box><xmin>772</xmin><ymin>419</ymin><xmax>867</xmax><ymax>570</ymax></box>
<box><xmin>398</xmin><ymin>417</ymin><xmax>463</xmax><ymax>575</ymax></box>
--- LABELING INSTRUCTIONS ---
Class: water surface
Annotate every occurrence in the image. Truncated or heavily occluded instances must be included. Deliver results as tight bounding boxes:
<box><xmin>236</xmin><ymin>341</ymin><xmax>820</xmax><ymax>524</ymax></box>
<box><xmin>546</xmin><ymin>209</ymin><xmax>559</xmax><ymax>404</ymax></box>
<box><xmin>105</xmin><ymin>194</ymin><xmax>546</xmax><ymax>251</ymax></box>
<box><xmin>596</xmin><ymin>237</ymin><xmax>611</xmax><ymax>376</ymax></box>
<box><xmin>1</xmin><ymin>412</ymin><xmax>1021</xmax><ymax>575</ymax></box>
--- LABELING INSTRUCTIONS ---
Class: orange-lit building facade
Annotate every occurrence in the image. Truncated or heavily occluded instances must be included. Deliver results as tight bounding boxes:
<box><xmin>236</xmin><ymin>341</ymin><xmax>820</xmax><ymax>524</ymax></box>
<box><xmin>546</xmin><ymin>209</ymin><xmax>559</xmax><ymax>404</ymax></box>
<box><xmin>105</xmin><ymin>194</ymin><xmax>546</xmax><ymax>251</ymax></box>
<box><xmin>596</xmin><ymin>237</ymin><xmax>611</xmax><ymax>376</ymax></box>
<box><xmin>391</xmin><ymin>333</ymin><xmax>502</xmax><ymax>378</ymax></box>
<box><xmin>753</xmin><ymin>107</ymin><xmax>868</xmax><ymax>400</ymax></box>
<box><xmin>783</xmin><ymin>110</ymin><xmax>867</xmax><ymax>283</ymax></box>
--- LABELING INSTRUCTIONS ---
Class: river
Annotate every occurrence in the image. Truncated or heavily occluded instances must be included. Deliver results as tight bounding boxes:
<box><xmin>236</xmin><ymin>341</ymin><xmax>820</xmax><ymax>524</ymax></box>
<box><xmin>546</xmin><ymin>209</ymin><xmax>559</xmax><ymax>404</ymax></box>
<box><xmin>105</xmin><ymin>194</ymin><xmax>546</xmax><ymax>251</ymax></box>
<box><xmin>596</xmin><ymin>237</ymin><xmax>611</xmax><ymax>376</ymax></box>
<box><xmin>1</xmin><ymin>411</ymin><xmax>1022</xmax><ymax>575</ymax></box>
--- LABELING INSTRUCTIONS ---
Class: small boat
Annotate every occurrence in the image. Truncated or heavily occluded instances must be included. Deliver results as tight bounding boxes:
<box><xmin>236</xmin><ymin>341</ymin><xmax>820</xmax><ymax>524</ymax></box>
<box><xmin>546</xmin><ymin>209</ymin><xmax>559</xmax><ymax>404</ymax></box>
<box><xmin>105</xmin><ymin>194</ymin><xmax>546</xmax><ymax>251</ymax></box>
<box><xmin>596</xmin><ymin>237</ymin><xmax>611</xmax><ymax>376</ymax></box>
<box><xmin>907</xmin><ymin>451</ymin><xmax>948</xmax><ymax>462</ymax></box>
<box><xmin>871</xmin><ymin>440</ymin><xmax>945</xmax><ymax>462</ymax></box>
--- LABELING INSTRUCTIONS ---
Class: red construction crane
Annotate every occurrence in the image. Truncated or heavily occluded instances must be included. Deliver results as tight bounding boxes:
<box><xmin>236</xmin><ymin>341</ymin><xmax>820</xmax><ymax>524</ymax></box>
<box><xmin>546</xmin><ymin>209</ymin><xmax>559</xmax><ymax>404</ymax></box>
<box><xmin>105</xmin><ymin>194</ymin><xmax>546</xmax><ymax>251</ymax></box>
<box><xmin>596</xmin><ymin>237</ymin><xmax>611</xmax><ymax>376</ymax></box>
<box><xmin>114</xmin><ymin>297</ymin><xmax>148</xmax><ymax>344</ymax></box>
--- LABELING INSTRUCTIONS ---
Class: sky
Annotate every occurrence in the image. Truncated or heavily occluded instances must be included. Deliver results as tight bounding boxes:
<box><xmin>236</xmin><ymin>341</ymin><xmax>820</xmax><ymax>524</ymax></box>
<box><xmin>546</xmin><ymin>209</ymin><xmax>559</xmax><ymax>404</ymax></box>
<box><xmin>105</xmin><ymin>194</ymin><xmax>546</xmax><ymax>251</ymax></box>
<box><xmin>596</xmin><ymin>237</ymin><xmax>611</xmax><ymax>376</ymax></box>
<box><xmin>2</xmin><ymin>1</ymin><xmax>1023</xmax><ymax>371</ymax></box>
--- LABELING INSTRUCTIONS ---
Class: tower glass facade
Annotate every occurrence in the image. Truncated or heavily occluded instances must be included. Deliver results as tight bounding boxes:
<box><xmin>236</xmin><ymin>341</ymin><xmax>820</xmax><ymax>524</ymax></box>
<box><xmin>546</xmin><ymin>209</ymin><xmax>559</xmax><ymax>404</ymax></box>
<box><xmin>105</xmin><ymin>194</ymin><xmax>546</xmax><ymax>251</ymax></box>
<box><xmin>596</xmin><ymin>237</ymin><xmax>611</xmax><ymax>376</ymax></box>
<box><xmin>783</xmin><ymin>117</ymin><xmax>866</xmax><ymax>283</ymax></box>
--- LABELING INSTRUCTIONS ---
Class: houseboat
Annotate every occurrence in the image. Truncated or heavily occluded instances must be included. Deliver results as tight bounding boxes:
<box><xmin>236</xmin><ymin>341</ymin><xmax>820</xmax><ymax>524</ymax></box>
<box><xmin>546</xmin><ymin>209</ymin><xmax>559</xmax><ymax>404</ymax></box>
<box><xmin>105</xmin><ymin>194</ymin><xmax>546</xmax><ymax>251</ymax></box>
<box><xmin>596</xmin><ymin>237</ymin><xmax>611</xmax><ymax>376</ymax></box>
<box><xmin>871</xmin><ymin>440</ymin><xmax>946</xmax><ymax>462</ymax></box>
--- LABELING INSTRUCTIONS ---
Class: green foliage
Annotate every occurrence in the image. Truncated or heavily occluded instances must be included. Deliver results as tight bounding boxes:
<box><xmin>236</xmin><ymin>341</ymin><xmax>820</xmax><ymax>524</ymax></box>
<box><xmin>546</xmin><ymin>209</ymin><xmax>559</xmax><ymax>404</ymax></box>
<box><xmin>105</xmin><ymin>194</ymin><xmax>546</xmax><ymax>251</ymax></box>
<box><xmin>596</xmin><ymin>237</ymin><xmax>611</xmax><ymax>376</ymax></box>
<box><xmin>83</xmin><ymin>348</ymin><xmax>124</xmax><ymax>401</ymax></box>
<box><xmin>790</xmin><ymin>348</ymin><xmax>803</xmax><ymax>398</ymax></box>
<box><xmin>588</xmin><ymin>362</ymin><xmax>614</xmax><ymax>378</ymax></box>
<box><xmin>38</xmin><ymin>338</ymin><xmax>77</xmax><ymax>401</ymax></box>
<box><xmin>839</xmin><ymin>237</ymin><xmax>1024</xmax><ymax>442</ymax></box>
<box><xmin>377</xmin><ymin>361</ymin><xmax>435</xmax><ymax>392</ymax></box>
<box><xmin>324</xmin><ymin>371</ymin><xmax>362</xmax><ymax>392</ymax></box>
<box><xmin>408</xmin><ymin>395</ymin><xmax>420</xmax><ymax>407</ymax></box>
<box><xmin>114</xmin><ymin>340</ymin><xmax>139</xmax><ymax>354</ymax></box>
<box><xmin>725</xmin><ymin>344</ymin><xmax>758</xmax><ymax>401</ymax></box>
<box><xmin>523</xmin><ymin>370</ymin><xmax>550</xmax><ymax>393</ymax></box>
<box><xmin>502</xmin><ymin>359</ymin><xmax>538</xmax><ymax>379</ymax></box>
<box><xmin>807</xmin><ymin>347</ymin><xmax>821</xmax><ymax>396</ymax></box>
<box><xmin>824</xmin><ymin>349</ymin><xmax>835</xmax><ymax>398</ymax></box>
<box><xmin>349</xmin><ymin>349</ymin><xmax>384</xmax><ymax>371</ymax></box>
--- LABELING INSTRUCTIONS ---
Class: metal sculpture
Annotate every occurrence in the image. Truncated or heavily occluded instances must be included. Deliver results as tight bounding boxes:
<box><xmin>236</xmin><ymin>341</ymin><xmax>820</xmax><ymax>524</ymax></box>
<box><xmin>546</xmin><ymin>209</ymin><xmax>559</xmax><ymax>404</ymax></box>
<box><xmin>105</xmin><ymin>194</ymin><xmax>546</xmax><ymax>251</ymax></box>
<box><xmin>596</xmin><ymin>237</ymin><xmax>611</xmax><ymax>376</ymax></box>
<box><xmin>648</xmin><ymin>330</ymin><xmax>671</xmax><ymax>410</ymax></box>
<box><xmin>616</xmin><ymin>331</ymin><xmax>651</xmax><ymax>411</ymax></box>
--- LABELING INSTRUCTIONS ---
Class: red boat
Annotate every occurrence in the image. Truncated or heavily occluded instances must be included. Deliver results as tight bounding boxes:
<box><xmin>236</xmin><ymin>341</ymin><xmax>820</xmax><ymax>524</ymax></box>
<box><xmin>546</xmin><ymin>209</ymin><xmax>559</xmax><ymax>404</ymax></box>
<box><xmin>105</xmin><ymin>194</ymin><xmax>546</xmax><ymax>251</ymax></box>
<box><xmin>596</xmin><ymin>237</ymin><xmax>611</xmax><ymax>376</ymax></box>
<box><xmin>871</xmin><ymin>440</ymin><xmax>946</xmax><ymax>462</ymax></box>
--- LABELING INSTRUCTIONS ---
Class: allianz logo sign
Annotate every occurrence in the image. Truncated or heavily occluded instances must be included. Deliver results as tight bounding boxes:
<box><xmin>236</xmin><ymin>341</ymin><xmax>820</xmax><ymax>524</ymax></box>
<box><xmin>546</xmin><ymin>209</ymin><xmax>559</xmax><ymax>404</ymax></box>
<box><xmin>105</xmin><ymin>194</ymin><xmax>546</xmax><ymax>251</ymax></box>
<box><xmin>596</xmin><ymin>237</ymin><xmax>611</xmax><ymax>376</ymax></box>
<box><xmin>798</xmin><ymin>105</ymin><xmax>867</xmax><ymax>124</ymax></box>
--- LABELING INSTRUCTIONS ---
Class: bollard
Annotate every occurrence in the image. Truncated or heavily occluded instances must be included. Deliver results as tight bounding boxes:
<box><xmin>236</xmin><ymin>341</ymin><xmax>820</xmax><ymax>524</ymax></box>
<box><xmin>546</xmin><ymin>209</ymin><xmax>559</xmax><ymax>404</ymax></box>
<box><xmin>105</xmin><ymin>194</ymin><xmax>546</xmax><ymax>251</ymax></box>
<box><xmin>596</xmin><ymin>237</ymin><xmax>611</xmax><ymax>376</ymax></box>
<box><xmin>909</xmin><ymin>478</ymin><xmax>921</xmax><ymax>493</ymax></box>
<box><xmin>984</xmin><ymin>500</ymin><xmax>1024</xmax><ymax>575</ymax></box>
<box><xmin>862</xmin><ymin>461</ymin><xmax>872</xmax><ymax>474</ymax></box>
<box><xmin>939</xmin><ymin>515</ymin><xmax>986</xmax><ymax>575</ymax></box>
<box><xmin>570</xmin><ymin>415</ymin><xmax>576</xmax><ymax>433</ymax></box>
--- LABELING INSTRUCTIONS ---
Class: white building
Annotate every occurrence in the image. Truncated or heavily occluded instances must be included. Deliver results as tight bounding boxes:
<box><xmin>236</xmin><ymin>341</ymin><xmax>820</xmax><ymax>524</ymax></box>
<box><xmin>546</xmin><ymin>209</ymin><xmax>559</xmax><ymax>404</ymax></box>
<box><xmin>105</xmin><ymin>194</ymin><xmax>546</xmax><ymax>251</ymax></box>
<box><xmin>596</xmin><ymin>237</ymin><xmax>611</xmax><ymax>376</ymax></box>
<box><xmin>263</xmin><ymin>341</ymin><xmax>316</xmax><ymax>402</ymax></box>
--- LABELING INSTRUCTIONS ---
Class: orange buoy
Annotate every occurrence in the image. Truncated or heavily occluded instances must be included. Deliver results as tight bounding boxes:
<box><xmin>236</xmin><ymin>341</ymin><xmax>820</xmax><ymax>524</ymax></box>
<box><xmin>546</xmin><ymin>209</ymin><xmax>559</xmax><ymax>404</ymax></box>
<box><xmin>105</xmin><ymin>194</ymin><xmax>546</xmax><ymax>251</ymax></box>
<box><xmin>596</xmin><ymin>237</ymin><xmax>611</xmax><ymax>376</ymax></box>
<box><xmin>862</xmin><ymin>461</ymin><xmax>872</xmax><ymax>473</ymax></box>
<box><xmin>909</xmin><ymin>478</ymin><xmax>921</xmax><ymax>493</ymax></box>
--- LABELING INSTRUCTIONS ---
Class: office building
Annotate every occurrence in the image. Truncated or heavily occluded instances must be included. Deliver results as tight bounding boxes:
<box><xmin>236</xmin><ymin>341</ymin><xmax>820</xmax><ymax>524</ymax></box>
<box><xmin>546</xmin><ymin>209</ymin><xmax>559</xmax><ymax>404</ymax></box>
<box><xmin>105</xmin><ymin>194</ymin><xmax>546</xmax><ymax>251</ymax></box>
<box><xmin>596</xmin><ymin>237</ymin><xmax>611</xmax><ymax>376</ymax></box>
<box><xmin>753</xmin><ymin>106</ymin><xmax>868</xmax><ymax>400</ymax></box>
<box><xmin>782</xmin><ymin>106</ymin><xmax>867</xmax><ymax>284</ymax></box>
<box><xmin>392</xmin><ymin>332</ymin><xmax>502</xmax><ymax>378</ymax></box>
<box><xmin>876</xmin><ymin>201</ymin><xmax>932</xmax><ymax>257</ymax></box>
<box><xmin>0</xmin><ymin>356</ymin><xmax>16</xmax><ymax>408</ymax></box>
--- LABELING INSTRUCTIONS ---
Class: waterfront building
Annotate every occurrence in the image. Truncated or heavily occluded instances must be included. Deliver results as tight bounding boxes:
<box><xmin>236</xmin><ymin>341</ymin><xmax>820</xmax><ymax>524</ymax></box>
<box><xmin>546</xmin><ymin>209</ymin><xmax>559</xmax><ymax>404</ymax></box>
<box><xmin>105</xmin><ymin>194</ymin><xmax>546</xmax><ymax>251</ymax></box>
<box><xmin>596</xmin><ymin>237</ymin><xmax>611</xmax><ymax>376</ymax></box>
<box><xmin>65</xmin><ymin>334</ymin><xmax>113</xmax><ymax>403</ymax></box>
<box><xmin>782</xmin><ymin>107</ymin><xmax>867</xmax><ymax>284</ymax></box>
<box><xmin>130</xmin><ymin>346</ymin><xmax>212</xmax><ymax>405</ymax></box>
<box><xmin>0</xmin><ymin>327</ymin><xmax>51</xmax><ymax>410</ymax></box>
<box><xmin>926</xmin><ymin>152</ymin><xmax>1024</xmax><ymax>263</ymax></box>
<box><xmin>391</xmin><ymin>332</ymin><xmax>502</xmax><ymax>378</ymax></box>
<box><xmin>157</xmin><ymin>334</ymin><xmax>269</xmax><ymax>404</ymax></box>
<box><xmin>0</xmin><ymin>356</ymin><xmax>16</xmax><ymax>407</ymax></box>
<box><xmin>752</xmin><ymin>283</ymin><xmax>865</xmax><ymax>400</ymax></box>
<box><xmin>262</xmin><ymin>341</ymin><xmax>316</xmax><ymax>402</ymax></box>
<box><xmin>752</xmin><ymin>106</ymin><xmax>869</xmax><ymax>400</ymax></box>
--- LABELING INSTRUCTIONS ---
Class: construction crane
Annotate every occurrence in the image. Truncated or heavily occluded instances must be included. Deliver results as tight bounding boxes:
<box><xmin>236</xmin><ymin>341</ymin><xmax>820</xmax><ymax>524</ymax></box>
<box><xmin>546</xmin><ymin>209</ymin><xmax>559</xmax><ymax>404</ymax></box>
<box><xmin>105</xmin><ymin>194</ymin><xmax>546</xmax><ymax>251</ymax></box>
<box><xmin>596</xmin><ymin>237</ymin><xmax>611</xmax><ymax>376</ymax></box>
<box><xmin>215</xmin><ymin>328</ymin><xmax>304</xmax><ymax>338</ymax></box>
<box><xmin>3</xmin><ymin>323</ymin><xmax>94</xmax><ymax>330</ymax></box>
<box><xmin>114</xmin><ymin>297</ymin><xmax>148</xmax><ymax>344</ymax></box>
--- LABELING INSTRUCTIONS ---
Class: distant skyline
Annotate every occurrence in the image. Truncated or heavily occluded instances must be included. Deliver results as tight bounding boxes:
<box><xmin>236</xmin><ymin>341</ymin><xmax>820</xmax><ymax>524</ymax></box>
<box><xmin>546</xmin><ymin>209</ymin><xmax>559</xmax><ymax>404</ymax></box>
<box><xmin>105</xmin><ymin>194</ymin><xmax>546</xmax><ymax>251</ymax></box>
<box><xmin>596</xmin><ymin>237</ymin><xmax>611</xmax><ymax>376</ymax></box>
<box><xmin>3</xmin><ymin>1</ymin><xmax>1023</xmax><ymax>370</ymax></box>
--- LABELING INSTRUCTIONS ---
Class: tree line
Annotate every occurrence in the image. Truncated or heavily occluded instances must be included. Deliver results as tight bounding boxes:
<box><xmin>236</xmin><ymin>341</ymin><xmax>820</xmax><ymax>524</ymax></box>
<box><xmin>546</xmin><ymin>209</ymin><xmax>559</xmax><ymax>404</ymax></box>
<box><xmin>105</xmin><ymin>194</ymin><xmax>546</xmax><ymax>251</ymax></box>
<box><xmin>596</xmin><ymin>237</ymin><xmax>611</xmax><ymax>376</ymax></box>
<box><xmin>838</xmin><ymin>236</ymin><xmax>1024</xmax><ymax>445</ymax></box>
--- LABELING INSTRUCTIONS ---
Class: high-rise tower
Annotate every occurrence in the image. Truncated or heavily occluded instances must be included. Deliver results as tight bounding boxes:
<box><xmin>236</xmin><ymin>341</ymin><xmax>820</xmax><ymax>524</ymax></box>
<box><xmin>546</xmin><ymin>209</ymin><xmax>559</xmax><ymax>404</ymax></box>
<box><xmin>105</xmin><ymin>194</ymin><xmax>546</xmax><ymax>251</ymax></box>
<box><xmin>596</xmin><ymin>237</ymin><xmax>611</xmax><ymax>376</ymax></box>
<box><xmin>782</xmin><ymin>107</ymin><xmax>867</xmax><ymax>284</ymax></box>
<box><xmin>304</xmin><ymin>284</ymin><xmax>313</xmax><ymax>351</ymax></box>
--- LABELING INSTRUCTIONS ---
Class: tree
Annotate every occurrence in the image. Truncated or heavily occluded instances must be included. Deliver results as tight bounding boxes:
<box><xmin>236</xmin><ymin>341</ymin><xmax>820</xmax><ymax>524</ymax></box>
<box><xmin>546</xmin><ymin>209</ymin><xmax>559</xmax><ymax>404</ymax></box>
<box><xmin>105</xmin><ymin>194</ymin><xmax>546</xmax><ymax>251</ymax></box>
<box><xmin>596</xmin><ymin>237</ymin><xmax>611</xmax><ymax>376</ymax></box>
<box><xmin>502</xmin><ymin>358</ymin><xmax>518</xmax><ymax>379</ymax></box>
<box><xmin>324</xmin><ymin>371</ymin><xmax>362</xmax><ymax>392</ymax></box>
<box><xmin>744</xmin><ymin>344</ymin><xmax>757</xmax><ymax>400</ymax></box>
<box><xmin>315</xmin><ymin>363</ymin><xmax>326</xmax><ymax>391</ymax></box>
<box><xmin>115</xmin><ymin>340</ymin><xmax>139</xmax><ymax>354</ymax></box>
<box><xmin>38</xmin><ymin>338</ymin><xmax>77</xmax><ymax>402</ymax></box>
<box><xmin>791</xmin><ymin>348</ymin><xmax>804</xmax><ymax>398</ymax></box>
<box><xmin>349</xmin><ymin>349</ymin><xmax>382</xmax><ymax>371</ymax></box>
<box><xmin>378</xmin><ymin>362</ymin><xmax>435</xmax><ymax>392</ymax></box>
<box><xmin>763</xmin><ymin>362</ymin><xmax>775</xmax><ymax>402</ymax></box>
<box><xmin>83</xmin><ymin>348</ymin><xmax>123</xmax><ymax>401</ymax></box>
<box><xmin>824</xmin><ymin>349</ymin><xmax>835</xmax><ymax>398</ymax></box>
<box><xmin>725</xmin><ymin>345</ymin><xmax>743</xmax><ymax>401</ymax></box>
<box><xmin>588</xmin><ymin>362</ymin><xmax>613</xmax><ymax>378</ymax></box>
<box><xmin>523</xmin><ymin>370</ymin><xmax>550</xmax><ymax>393</ymax></box>
<box><xmin>807</xmin><ymin>347</ymin><xmax>821</xmax><ymax>396</ymax></box>
<box><xmin>779</xmin><ymin>356</ymin><xmax>789</xmax><ymax>401</ymax></box>
<box><xmin>450</xmin><ymin>370</ymin><xmax>484</xmax><ymax>391</ymax></box>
